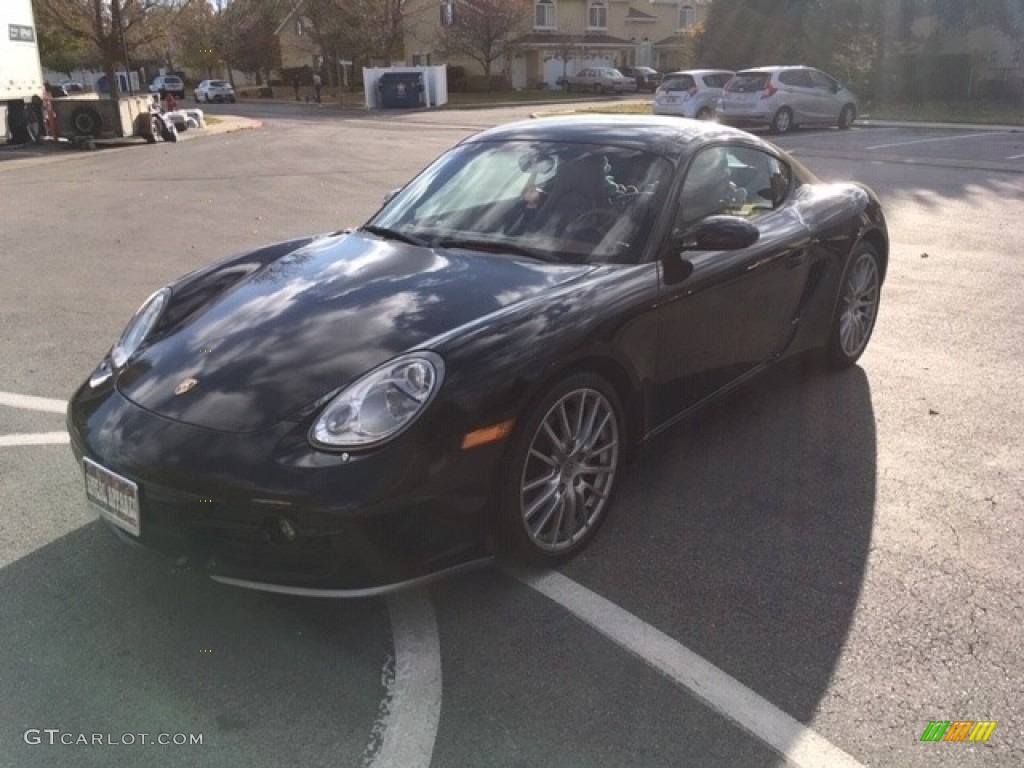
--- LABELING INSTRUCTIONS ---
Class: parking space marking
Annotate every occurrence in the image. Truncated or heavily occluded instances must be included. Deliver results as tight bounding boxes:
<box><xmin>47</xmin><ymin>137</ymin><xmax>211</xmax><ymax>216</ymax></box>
<box><xmin>0</xmin><ymin>432</ymin><xmax>69</xmax><ymax>447</ymax></box>
<box><xmin>1007</xmin><ymin>153</ymin><xmax>1024</xmax><ymax>160</ymax></box>
<box><xmin>866</xmin><ymin>131</ymin><xmax>1005</xmax><ymax>151</ymax></box>
<box><xmin>510</xmin><ymin>567</ymin><xmax>864</xmax><ymax>768</ymax></box>
<box><xmin>0</xmin><ymin>391</ymin><xmax>67</xmax><ymax>413</ymax></box>
<box><xmin>364</xmin><ymin>590</ymin><xmax>442</xmax><ymax>768</ymax></box>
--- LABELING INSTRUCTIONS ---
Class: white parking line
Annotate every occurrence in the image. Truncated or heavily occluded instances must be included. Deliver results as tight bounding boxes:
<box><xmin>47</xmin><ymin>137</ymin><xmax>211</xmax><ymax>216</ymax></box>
<box><xmin>510</xmin><ymin>567</ymin><xmax>865</xmax><ymax>768</ymax></box>
<box><xmin>0</xmin><ymin>432</ymin><xmax>69</xmax><ymax>447</ymax></box>
<box><xmin>0</xmin><ymin>391</ymin><xmax>67</xmax><ymax>413</ymax></box>
<box><xmin>363</xmin><ymin>590</ymin><xmax>442</xmax><ymax>768</ymax></box>
<box><xmin>1007</xmin><ymin>153</ymin><xmax>1024</xmax><ymax>160</ymax></box>
<box><xmin>866</xmin><ymin>131</ymin><xmax>1005</xmax><ymax>151</ymax></box>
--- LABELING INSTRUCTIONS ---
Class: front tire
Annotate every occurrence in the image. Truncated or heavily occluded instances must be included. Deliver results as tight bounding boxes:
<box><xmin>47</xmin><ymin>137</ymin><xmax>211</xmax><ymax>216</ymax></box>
<box><xmin>498</xmin><ymin>373</ymin><xmax>625</xmax><ymax>565</ymax></box>
<box><xmin>825</xmin><ymin>244</ymin><xmax>882</xmax><ymax>369</ymax></box>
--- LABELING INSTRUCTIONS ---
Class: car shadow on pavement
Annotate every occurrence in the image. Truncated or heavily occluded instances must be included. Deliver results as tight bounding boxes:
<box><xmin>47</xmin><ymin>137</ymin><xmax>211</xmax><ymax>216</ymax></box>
<box><xmin>0</xmin><ymin>522</ymin><xmax>390</xmax><ymax>768</ymax></box>
<box><xmin>430</xmin><ymin>359</ymin><xmax>876</xmax><ymax>767</ymax></box>
<box><xmin>566</xmin><ymin>359</ymin><xmax>877</xmax><ymax>757</ymax></box>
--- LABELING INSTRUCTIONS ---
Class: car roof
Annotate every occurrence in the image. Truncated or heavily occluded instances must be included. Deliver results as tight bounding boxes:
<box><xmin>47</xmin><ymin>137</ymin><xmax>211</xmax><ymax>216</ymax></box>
<box><xmin>736</xmin><ymin>65</ymin><xmax>812</xmax><ymax>73</ymax></box>
<box><xmin>466</xmin><ymin>115</ymin><xmax>778</xmax><ymax>160</ymax></box>
<box><xmin>663</xmin><ymin>69</ymin><xmax>734</xmax><ymax>77</ymax></box>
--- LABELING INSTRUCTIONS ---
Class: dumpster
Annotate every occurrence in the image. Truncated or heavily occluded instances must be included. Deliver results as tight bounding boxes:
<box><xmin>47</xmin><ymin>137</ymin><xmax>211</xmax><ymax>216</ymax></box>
<box><xmin>378</xmin><ymin>72</ymin><xmax>423</xmax><ymax>109</ymax></box>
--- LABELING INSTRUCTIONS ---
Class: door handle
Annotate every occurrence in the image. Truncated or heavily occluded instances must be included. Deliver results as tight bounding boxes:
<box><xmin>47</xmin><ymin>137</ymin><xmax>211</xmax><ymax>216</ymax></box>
<box><xmin>785</xmin><ymin>250</ymin><xmax>805</xmax><ymax>269</ymax></box>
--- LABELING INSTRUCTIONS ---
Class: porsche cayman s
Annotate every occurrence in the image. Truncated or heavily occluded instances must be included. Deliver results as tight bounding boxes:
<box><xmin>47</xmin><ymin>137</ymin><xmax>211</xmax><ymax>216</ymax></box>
<box><xmin>68</xmin><ymin>115</ymin><xmax>887</xmax><ymax>596</ymax></box>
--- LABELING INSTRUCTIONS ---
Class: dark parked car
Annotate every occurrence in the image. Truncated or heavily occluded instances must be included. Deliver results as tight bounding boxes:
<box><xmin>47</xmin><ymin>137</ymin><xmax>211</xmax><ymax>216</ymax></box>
<box><xmin>618</xmin><ymin>66</ymin><xmax>662</xmax><ymax>92</ymax></box>
<box><xmin>68</xmin><ymin>116</ymin><xmax>887</xmax><ymax>595</ymax></box>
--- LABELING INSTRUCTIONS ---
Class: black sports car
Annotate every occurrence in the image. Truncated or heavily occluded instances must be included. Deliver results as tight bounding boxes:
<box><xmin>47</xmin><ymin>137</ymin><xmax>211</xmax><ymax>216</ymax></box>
<box><xmin>68</xmin><ymin>116</ymin><xmax>887</xmax><ymax>596</ymax></box>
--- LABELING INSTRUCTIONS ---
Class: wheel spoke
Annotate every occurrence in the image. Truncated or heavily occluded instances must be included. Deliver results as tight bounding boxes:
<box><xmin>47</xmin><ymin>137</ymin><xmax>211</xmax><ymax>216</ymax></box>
<box><xmin>541</xmin><ymin>420</ymin><xmax>565</xmax><ymax>455</ymax></box>
<box><xmin>523</xmin><ymin>470</ymin><xmax>558</xmax><ymax>493</ymax></box>
<box><xmin>529</xmin><ymin>447</ymin><xmax>558</xmax><ymax>468</ymax></box>
<box><xmin>528</xmin><ymin>491</ymin><xmax>560</xmax><ymax>536</ymax></box>
<box><xmin>524</xmin><ymin>482</ymin><xmax>559</xmax><ymax>521</ymax></box>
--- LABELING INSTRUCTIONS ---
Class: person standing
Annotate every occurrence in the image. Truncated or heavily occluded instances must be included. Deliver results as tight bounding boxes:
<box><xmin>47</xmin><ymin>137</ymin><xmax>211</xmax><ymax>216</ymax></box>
<box><xmin>312</xmin><ymin>72</ymin><xmax>322</xmax><ymax>103</ymax></box>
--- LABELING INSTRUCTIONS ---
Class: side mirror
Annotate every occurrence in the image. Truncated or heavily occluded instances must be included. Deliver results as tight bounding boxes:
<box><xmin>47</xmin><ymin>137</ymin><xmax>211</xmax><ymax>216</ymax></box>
<box><xmin>675</xmin><ymin>215</ymin><xmax>760</xmax><ymax>252</ymax></box>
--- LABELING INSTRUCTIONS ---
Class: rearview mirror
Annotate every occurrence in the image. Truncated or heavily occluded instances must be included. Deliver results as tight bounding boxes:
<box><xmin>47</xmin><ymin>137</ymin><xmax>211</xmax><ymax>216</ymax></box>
<box><xmin>675</xmin><ymin>215</ymin><xmax>760</xmax><ymax>252</ymax></box>
<box><xmin>382</xmin><ymin>188</ymin><xmax>401</xmax><ymax>204</ymax></box>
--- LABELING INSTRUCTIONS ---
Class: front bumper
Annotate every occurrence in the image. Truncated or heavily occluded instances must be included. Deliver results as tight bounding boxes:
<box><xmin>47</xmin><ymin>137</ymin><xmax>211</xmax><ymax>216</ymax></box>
<box><xmin>67</xmin><ymin>382</ymin><xmax>500</xmax><ymax>594</ymax></box>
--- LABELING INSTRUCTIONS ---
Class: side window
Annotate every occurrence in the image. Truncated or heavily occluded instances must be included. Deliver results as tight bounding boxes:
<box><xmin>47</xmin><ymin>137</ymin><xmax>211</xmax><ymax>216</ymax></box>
<box><xmin>676</xmin><ymin>147</ymin><xmax>733</xmax><ymax>229</ymax></box>
<box><xmin>676</xmin><ymin>146</ymin><xmax>791</xmax><ymax>230</ymax></box>
<box><xmin>809</xmin><ymin>70</ymin><xmax>837</xmax><ymax>91</ymax></box>
<box><xmin>779</xmin><ymin>69</ymin><xmax>811</xmax><ymax>88</ymax></box>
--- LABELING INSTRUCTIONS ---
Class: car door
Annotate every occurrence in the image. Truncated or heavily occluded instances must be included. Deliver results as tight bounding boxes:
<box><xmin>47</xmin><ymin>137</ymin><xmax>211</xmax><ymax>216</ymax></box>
<box><xmin>651</xmin><ymin>144</ymin><xmax>814</xmax><ymax>426</ymax></box>
<box><xmin>778</xmin><ymin>69</ymin><xmax>815</xmax><ymax>123</ymax></box>
<box><xmin>808</xmin><ymin>69</ymin><xmax>842</xmax><ymax>122</ymax></box>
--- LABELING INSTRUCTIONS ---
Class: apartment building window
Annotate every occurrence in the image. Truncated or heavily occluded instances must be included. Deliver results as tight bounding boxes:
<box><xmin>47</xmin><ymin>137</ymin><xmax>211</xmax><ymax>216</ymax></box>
<box><xmin>535</xmin><ymin>0</ymin><xmax>556</xmax><ymax>29</ymax></box>
<box><xmin>679</xmin><ymin>4</ymin><xmax>696</xmax><ymax>29</ymax></box>
<box><xmin>588</xmin><ymin>0</ymin><xmax>607</xmax><ymax>30</ymax></box>
<box><xmin>295</xmin><ymin>17</ymin><xmax>305</xmax><ymax>36</ymax></box>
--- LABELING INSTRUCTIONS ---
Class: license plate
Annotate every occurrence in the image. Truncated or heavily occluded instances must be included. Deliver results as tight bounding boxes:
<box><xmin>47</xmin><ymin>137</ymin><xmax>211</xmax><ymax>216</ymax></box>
<box><xmin>84</xmin><ymin>458</ymin><xmax>140</xmax><ymax>537</ymax></box>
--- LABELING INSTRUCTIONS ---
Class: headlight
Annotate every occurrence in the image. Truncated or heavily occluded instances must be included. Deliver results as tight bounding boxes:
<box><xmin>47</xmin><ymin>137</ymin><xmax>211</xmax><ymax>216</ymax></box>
<box><xmin>110</xmin><ymin>287</ymin><xmax>171</xmax><ymax>369</ymax></box>
<box><xmin>310</xmin><ymin>352</ymin><xmax>445</xmax><ymax>450</ymax></box>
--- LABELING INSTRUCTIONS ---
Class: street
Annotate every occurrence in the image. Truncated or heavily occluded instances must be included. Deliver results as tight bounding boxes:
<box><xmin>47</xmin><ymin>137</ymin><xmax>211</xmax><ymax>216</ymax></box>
<box><xmin>0</xmin><ymin>102</ymin><xmax>1022</xmax><ymax>768</ymax></box>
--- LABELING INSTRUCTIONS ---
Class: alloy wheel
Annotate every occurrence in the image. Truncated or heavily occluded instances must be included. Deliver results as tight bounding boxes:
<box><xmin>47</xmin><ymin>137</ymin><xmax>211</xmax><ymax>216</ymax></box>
<box><xmin>519</xmin><ymin>387</ymin><xmax>620</xmax><ymax>553</ymax></box>
<box><xmin>838</xmin><ymin>251</ymin><xmax>880</xmax><ymax>358</ymax></box>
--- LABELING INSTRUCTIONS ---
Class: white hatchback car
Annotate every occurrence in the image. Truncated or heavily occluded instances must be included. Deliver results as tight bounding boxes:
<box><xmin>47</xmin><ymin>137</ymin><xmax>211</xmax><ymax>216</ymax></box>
<box><xmin>652</xmin><ymin>69</ymin><xmax>734</xmax><ymax>119</ymax></box>
<box><xmin>194</xmin><ymin>80</ymin><xmax>236</xmax><ymax>103</ymax></box>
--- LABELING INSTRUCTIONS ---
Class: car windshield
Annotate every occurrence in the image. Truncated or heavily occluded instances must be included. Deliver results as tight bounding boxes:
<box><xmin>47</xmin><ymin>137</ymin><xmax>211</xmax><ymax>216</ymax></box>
<box><xmin>367</xmin><ymin>140</ymin><xmax>674</xmax><ymax>265</ymax></box>
<box><xmin>726</xmin><ymin>73</ymin><xmax>771</xmax><ymax>92</ymax></box>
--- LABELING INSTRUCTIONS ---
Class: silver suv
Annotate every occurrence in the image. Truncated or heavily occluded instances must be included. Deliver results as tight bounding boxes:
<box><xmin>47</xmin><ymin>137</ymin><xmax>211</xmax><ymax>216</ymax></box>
<box><xmin>716</xmin><ymin>66</ymin><xmax>857</xmax><ymax>134</ymax></box>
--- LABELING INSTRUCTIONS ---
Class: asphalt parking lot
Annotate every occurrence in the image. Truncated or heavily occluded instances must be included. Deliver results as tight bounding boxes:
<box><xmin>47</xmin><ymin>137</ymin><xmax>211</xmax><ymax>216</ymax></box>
<box><xmin>1</xmin><ymin>103</ymin><xmax>1022</xmax><ymax>768</ymax></box>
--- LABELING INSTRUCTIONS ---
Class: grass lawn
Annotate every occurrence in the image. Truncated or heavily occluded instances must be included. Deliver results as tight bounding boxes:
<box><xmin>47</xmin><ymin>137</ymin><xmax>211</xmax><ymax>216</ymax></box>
<box><xmin>860</xmin><ymin>101</ymin><xmax>1022</xmax><ymax>125</ymax></box>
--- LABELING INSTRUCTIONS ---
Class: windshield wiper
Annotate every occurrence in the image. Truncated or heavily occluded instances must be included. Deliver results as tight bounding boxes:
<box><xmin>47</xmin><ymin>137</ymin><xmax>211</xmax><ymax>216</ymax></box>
<box><xmin>435</xmin><ymin>237</ymin><xmax>554</xmax><ymax>262</ymax></box>
<box><xmin>360</xmin><ymin>225</ymin><xmax>429</xmax><ymax>247</ymax></box>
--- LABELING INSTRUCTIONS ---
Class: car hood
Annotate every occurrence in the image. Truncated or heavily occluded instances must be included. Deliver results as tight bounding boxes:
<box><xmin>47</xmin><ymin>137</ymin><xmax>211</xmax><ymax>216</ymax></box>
<box><xmin>117</xmin><ymin>231</ymin><xmax>593</xmax><ymax>432</ymax></box>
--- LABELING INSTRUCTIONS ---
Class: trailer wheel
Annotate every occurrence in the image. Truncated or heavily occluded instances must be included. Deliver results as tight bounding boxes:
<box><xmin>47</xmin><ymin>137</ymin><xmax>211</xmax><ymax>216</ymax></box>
<box><xmin>159</xmin><ymin>117</ymin><xmax>178</xmax><ymax>143</ymax></box>
<box><xmin>70</xmin><ymin>106</ymin><xmax>102</xmax><ymax>137</ymax></box>
<box><xmin>7</xmin><ymin>101</ymin><xmax>43</xmax><ymax>144</ymax></box>
<box><xmin>27</xmin><ymin>97</ymin><xmax>45</xmax><ymax>142</ymax></box>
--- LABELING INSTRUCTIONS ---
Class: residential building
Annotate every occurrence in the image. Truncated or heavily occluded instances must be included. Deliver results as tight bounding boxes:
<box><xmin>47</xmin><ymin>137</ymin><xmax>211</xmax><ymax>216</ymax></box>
<box><xmin>402</xmin><ymin>0</ymin><xmax>711</xmax><ymax>89</ymax></box>
<box><xmin>276</xmin><ymin>2</ymin><xmax>321</xmax><ymax>73</ymax></box>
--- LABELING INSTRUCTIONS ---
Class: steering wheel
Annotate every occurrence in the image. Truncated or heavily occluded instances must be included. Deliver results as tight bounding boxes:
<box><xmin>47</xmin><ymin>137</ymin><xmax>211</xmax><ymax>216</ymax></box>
<box><xmin>563</xmin><ymin>207</ymin><xmax>620</xmax><ymax>242</ymax></box>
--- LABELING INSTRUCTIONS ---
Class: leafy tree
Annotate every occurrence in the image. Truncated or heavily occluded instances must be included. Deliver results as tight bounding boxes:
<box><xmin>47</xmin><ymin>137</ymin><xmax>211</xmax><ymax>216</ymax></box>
<box><xmin>34</xmin><ymin>0</ymin><xmax>194</xmax><ymax>98</ymax></box>
<box><xmin>304</xmin><ymin>0</ymin><xmax>407</xmax><ymax>86</ymax></box>
<box><xmin>437</xmin><ymin>0</ymin><xmax>533</xmax><ymax>89</ymax></box>
<box><xmin>221</xmin><ymin>0</ymin><xmax>289</xmax><ymax>84</ymax></box>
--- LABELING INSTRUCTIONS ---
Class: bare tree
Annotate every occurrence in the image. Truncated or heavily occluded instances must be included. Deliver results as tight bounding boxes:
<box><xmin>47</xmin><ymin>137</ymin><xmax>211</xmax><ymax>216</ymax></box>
<box><xmin>34</xmin><ymin>0</ymin><xmax>195</xmax><ymax>98</ymax></box>
<box><xmin>438</xmin><ymin>0</ymin><xmax>533</xmax><ymax>90</ymax></box>
<box><xmin>305</xmin><ymin>0</ymin><xmax>406</xmax><ymax>86</ymax></box>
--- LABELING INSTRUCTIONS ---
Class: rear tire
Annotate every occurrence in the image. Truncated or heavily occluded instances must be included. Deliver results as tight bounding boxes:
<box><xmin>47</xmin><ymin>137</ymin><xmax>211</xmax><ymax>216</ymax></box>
<box><xmin>7</xmin><ymin>101</ymin><xmax>43</xmax><ymax>143</ymax></box>
<box><xmin>825</xmin><ymin>243</ymin><xmax>882</xmax><ymax>369</ymax></box>
<box><xmin>769</xmin><ymin>107</ymin><xmax>793</xmax><ymax>134</ymax></box>
<box><xmin>838</xmin><ymin>104</ymin><xmax>856</xmax><ymax>129</ymax></box>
